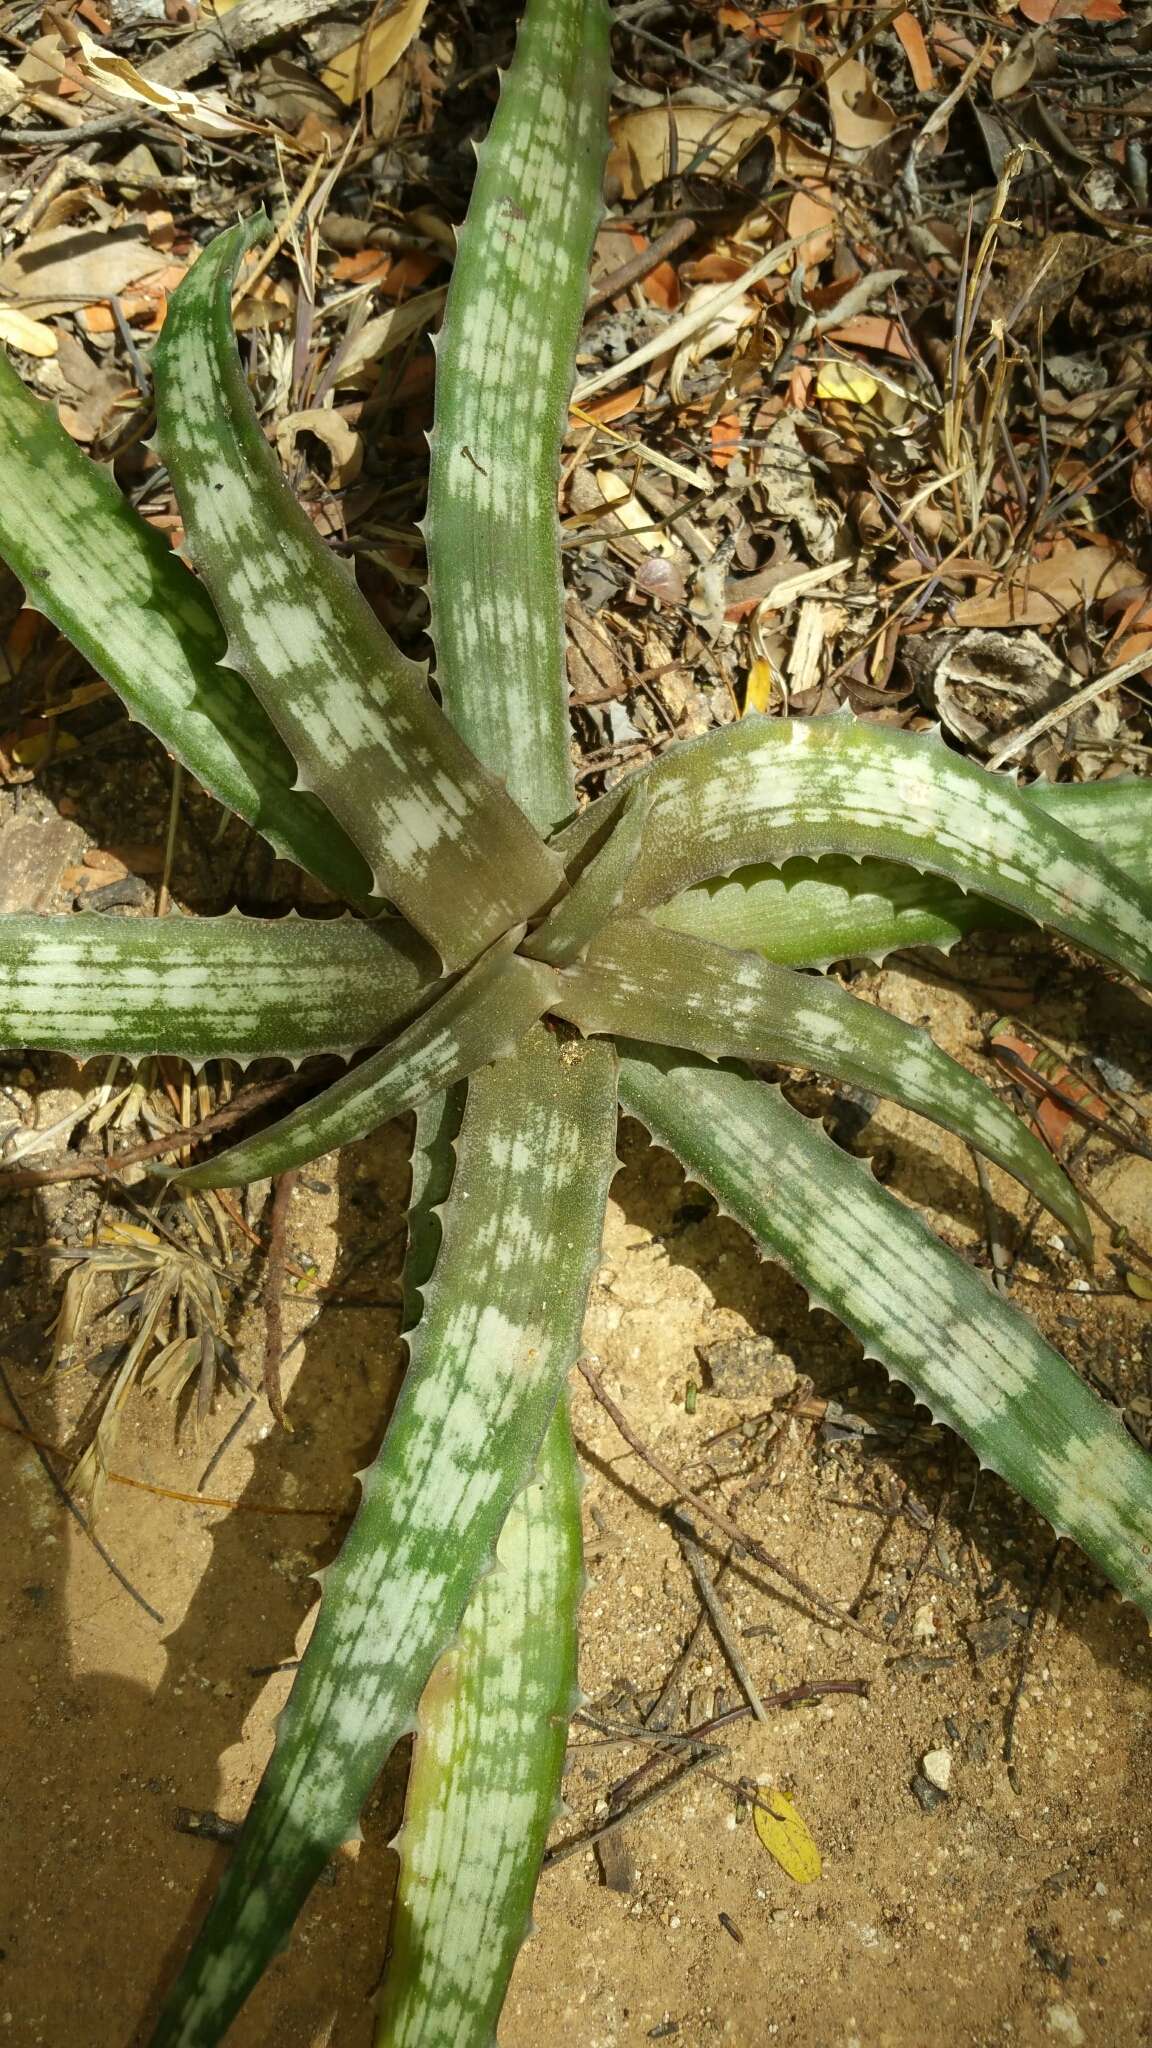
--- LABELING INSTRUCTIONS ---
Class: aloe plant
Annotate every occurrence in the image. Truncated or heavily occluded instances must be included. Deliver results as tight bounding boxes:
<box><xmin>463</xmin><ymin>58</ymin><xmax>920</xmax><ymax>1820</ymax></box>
<box><xmin>0</xmin><ymin>1</ymin><xmax>1150</xmax><ymax>2040</ymax></box>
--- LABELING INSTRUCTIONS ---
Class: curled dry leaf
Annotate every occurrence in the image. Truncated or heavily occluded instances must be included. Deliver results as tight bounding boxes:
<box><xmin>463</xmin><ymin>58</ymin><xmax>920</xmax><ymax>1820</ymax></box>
<box><xmin>913</xmin><ymin>626</ymin><xmax>1120</xmax><ymax>767</ymax></box>
<box><xmin>823</xmin><ymin>57</ymin><xmax>896</xmax><ymax>154</ymax></box>
<box><xmin>61</xmin><ymin>25</ymin><xmax>289</xmax><ymax>143</ymax></box>
<box><xmin>274</xmin><ymin>409</ymin><xmax>364</xmax><ymax>489</ymax></box>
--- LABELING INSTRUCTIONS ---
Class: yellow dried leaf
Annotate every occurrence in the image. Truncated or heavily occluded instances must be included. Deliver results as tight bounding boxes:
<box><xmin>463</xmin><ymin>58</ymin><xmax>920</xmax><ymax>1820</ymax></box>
<box><xmin>321</xmin><ymin>0</ymin><xmax>430</xmax><ymax>105</ymax></box>
<box><xmin>0</xmin><ymin>308</ymin><xmax>57</xmax><ymax>357</ymax></box>
<box><xmin>816</xmin><ymin>359</ymin><xmax>878</xmax><ymax>404</ymax></box>
<box><xmin>744</xmin><ymin>656</ymin><xmax>778</xmax><ymax>715</ymax></box>
<box><xmin>63</xmin><ymin>24</ymin><xmax>285</xmax><ymax>141</ymax></box>
<box><xmin>752</xmin><ymin>1786</ymin><xmax>822</xmax><ymax>1883</ymax></box>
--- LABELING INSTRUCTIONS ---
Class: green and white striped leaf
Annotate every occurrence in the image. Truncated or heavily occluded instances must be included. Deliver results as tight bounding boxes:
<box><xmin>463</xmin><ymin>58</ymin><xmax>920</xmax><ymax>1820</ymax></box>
<box><xmin>555</xmin><ymin>719</ymin><xmax>1152</xmax><ymax>986</ymax></box>
<box><xmin>0</xmin><ymin>911</ymin><xmax>437</xmax><ymax>1063</ymax></box>
<box><xmin>162</xmin><ymin>930</ymin><xmax>559</xmax><ymax>1189</ymax></box>
<box><xmin>559</xmin><ymin>916</ymin><xmax>1091</xmax><ymax>1255</ymax></box>
<box><xmin>619</xmin><ymin>1045</ymin><xmax>1152</xmax><ymax>1615</ymax></box>
<box><xmin>657</xmin><ymin>777</ymin><xmax>1152</xmax><ymax>968</ymax></box>
<box><xmin>149</xmin><ymin>1026</ymin><xmax>617</xmax><ymax>2047</ymax></box>
<box><xmin>0</xmin><ymin>351</ymin><xmax>371</xmax><ymax>902</ymax></box>
<box><xmin>425</xmin><ymin>0</ymin><xmax>612</xmax><ymax>836</ymax></box>
<box><xmin>153</xmin><ymin>219</ymin><xmax>563</xmax><ymax>967</ymax></box>
<box><xmin>526</xmin><ymin>782</ymin><xmax>651</xmax><ymax>965</ymax></box>
<box><xmin>376</xmin><ymin>1400</ymin><xmax>582</xmax><ymax>2048</ymax></box>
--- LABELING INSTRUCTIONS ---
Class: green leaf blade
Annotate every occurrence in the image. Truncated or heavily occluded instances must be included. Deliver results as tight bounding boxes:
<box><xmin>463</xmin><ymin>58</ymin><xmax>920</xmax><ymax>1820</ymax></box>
<box><xmin>153</xmin><ymin>219</ymin><xmax>563</xmax><ymax>966</ymax></box>
<box><xmin>620</xmin><ymin>1047</ymin><xmax>1152</xmax><ymax>1615</ymax></box>
<box><xmin>656</xmin><ymin>778</ymin><xmax>1152</xmax><ymax>969</ymax></box>
<box><xmin>164</xmin><ymin>932</ymin><xmax>560</xmax><ymax>1188</ymax></box>
<box><xmin>0</xmin><ymin>911</ymin><xmax>436</xmax><ymax>1063</ymax></box>
<box><xmin>426</xmin><ymin>0</ymin><xmax>612</xmax><ymax>834</ymax></box>
<box><xmin>149</xmin><ymin>1028</ymin><xmax>617</xmax><ymax>2048</ymax></box>
<box><xmin>556</xmin><ymin>719</ymin><xmax>1152</xmax><ymax>986</ymax></box>
<box><xmin>0</xmin><ymin>351</ymin><xmax>371</xmax><ymax>901</ymax></box>
<box><xmin>377</xmin><ymin>1401</ymin><xmax>581</xmax><ymax>2048</ymax></box>
<box><xmin>559</xmin><ymin>916</ymin><xmax>1092</xmax><ymax>1254</ymax></box>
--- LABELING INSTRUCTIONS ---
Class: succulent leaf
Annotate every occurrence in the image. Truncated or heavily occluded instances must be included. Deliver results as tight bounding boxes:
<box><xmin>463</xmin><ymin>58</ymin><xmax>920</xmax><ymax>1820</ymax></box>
<box><xmin>376</xmin><ymin>1400</ymin><xmax>582</xmax><ymax>2048</ymax></box>
<box><xmin>560</xmin><ymin>916</ymin><xmax>1092</xmax><ymax>1255</ymax></box>
<box><xmin>556</xmin><ymin>718</ymin><xmax>1152</xmax><ymax>985</ymax></box>
<box><xmin>525</xmin><ymin>783</ymin><xmax>652</xmax><ymax>966</ymax></box>
<box><xmin>426</xmin><ymin>0</ymin><xmax>612</xmax><ymax>835</ymax></box>
<box><xmin>0</xmin><ymin>351</ymin><xmax>371</xmax><ymax>902</ymax></box>
<box><xmin>619</xmin><ymin>1046</ymin><xmax>1152</xmax><ymax>1616</ymax></box>
<box><xmin>658</xmin><ymin>778</ymin><xmax>1152</xmax><ymax>968</ymax></box>
<box><xmin>149</xmin><ymin>1026</ymin><xmax>617</xmax><ymax>2047</ymax></box>
<box><xmin>152</xmin><ymin>218</ymin><xmax>563</xmax><ymax>967</ymax></box>
<box><xmin>0</xmin><ymin>911</ymin><xmax>437</xmax><ymax>1063</ymax></box>
<box><xmin>161</xmin><ymin>931</ymin><xmax>560</xmax><ymax>1189</ymax></box>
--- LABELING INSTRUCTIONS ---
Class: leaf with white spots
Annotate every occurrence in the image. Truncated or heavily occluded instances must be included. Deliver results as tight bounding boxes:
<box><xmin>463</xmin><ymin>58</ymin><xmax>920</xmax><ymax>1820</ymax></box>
<box><xmin>619</xmin><ymin>1045</ymin><xmax>1152</xmax><ymax>1616</ymax></box>
<box><xmin>149</xmin><ymin>1026</ymin><xmax>617</xmax><ymax>2047</ymax></box>
<box><xmin>0</xmin><ymin>350</ymin><xmax>370</xmax><ymax>902</ymax></box>
<box><xmin>152</xmin><ymin>219</ymin><xmax>563</xmax><ymax>967</ymax></box>
<box><xmin>377</xmin><ymin>1400</ymin><xmax>581</xmax><ymax>2048</ymax></box>
<box><xmin>657</xmin><ymin>778</ymin><xmax>1152</xmax><ymax>969</ymax></box>
<box><xmin>0</xmin><ymin>911</ymin><xmax>437</xmax><ymax>1064</ymax></box>
<box><xmin>560</xmin><ymin>916</ymin><xmax>1091</xmax><ymax>1254</ymax></box>
<box><xmin>555</xmin><ymin>718</ymin><xmax>1152</xmax><ymax>987</ymax></box>
<box><xmin>426</xmin><ymin>0</ymin><xmax>612</xmax><ymax>836</ymax></box>
<box><xmin>161</xmin><ymin>930</ymin><xmax>560</xmax><ymax>1189</ymax></box>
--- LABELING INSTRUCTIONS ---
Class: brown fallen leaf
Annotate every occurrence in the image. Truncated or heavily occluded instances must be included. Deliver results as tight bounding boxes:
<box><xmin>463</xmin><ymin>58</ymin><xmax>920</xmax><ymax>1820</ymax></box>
<box><xmin>954</xmin><ymin>545</ymin><xmax>1136</xmax><ymax>628</ymax></box>
<box><xmin>607</xmin><ymin>105</ymin><xmax>776</xmax><ymax>201</ymax></box>
<box><xmin>786</xmin><ymin>186</ymin><xmax>837</xmax><ymax>267</ymax></box>
<box><xmin>0</xmin><ymin>224</ymin><xmax>164</xmax><ymax>313</ymax></box>
<box><xmin>824</xmin><ymin>57</ymin><xmax>896</xmax><ymax>154</ymax></box>
<box><xmin>321</xmin><ymin>0</ymin><xmax>430</xmax><ymax>105</ymax></box>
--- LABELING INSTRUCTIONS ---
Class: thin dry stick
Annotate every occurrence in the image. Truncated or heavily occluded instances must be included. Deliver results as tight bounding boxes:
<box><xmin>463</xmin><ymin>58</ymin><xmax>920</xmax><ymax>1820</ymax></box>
<box><xmin>0</xmin><ymin>1071</ymin><xmax>323</xmax><ymax>1192</ymax></box>
<box><xmin>669</xmin><ymin>1513</ymin><xmax>769</xmax><ymax>1722</ymax></box>
<box><xmin>542</xmin><ymin>1750</ymin><xmax>715</xmax><ymax>1870</ymax></box>
<box><xmin>572</xmin><ymin>227</ymin><xmax>826</xmax><ymax>402</ymax></box>
<box><xmin>262</xmin><ymin>1167</ymin><xmax>300</xmax><ymax>1428</ymax></box>
<box><xmin>986</xmin><ymin>643</ymin><xmax>1152</xmax><ymax>769</ymax></box>
<box><xmin>585</xmin><ymin>216</ymin><xmax>698</xmax><ymax>313</ymax></box>
<box><xmin>0</xmin><ymin>1353</ymin><xmax>164</xmax><ymax>1624</ymax></box>
<box><xmin>577</xmin><ymin>1355</ymin><xmax>869</xmax><ymax>1636</ymax></box>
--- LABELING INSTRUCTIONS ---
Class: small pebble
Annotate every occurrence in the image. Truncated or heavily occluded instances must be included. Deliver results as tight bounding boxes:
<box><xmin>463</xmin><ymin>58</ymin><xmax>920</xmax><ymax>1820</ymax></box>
<box><xmin>921</xmin><ymin>1748</ymin><xmax>953</xmax><ymax>1793</ymax></box>
<box><xmin>1045</xmin><ymin>2005</ymin><xmax>1085</xmax><ymax>2046</ymax></box>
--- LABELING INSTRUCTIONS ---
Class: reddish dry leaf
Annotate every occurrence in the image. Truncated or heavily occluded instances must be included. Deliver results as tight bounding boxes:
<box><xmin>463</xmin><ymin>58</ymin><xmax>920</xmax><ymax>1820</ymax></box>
<box><xmin>787</xmin><ymin>185</ymin><xmax>837</xmax><ymax>266</ymax></box>
<box><xmin>893</xmin><ymin>10</ymin><xmax>935</xmax><ymax>89</ymax></box>
<box><xmin>643</xmin><ymin>261</ymin><xmax>681</xmax><ymax>310</ymax></box>
<box><xmin>822</xmin><ymin>313</ymin><xmax>912</xmax><ymax>357</ymax></box>
<box><xmin>710</xmin><ymin>413</ymin><xmax>742</xmax><ymax>469</ymax></box>
<box><xmin>570</xmin><ymin>386</ymin><xmax>645</xmax><ymax>426</ymax></box>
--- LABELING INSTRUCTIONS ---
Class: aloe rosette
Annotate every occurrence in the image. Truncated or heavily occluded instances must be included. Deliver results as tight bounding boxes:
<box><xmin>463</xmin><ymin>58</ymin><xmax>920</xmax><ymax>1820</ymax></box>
<box><xmin>0</xmin><ymin>0</ymin><xmax>1149</xmax><ymax>2040</ymax></box>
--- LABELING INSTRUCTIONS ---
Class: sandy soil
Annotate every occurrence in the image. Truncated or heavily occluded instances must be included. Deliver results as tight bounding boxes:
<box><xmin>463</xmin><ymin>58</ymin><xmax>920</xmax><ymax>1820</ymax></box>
<box><xmin>2</xmin><ymin>871</ymin><xmax>1150</xmax><ymax>2048</ymax></box>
